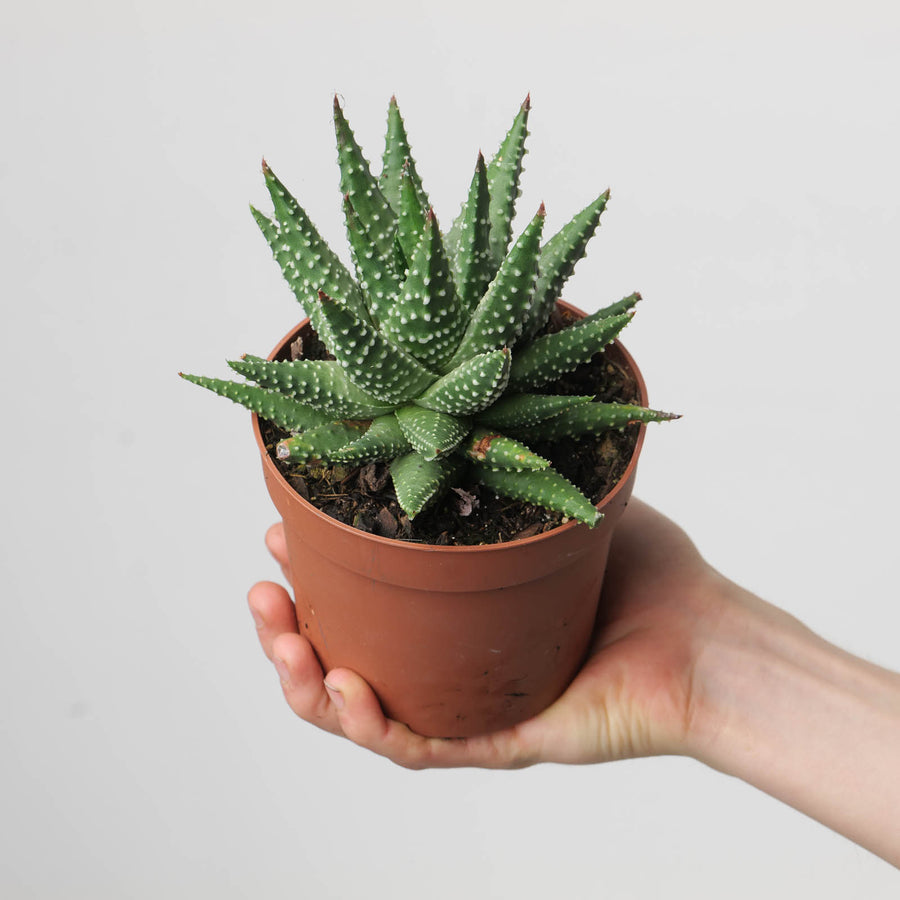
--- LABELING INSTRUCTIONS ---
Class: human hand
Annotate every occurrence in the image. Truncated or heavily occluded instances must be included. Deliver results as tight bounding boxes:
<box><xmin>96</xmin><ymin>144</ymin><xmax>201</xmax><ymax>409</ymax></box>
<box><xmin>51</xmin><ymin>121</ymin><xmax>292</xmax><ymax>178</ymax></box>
<box><xmin>248</xmin><ymin>498</ymin><xmax>729</xmax><ymax>768</ymax></box>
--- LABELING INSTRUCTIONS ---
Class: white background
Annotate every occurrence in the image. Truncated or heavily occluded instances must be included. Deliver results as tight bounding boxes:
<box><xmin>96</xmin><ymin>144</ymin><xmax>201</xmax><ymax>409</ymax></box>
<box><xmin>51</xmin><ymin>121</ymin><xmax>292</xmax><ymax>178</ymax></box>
<box><xmin>3</xmin><ymin>0</ymin><xmax>899</xmax><ymax>896</ymax></box>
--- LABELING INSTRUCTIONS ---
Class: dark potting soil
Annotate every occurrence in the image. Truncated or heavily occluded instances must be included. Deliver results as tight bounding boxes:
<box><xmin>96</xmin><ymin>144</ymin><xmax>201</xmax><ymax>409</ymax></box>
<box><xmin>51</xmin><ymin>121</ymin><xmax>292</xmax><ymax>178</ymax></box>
<box><xmin>259</xmin><ymin>306</ymin><xmax>642</xmax><ymax>545</ymax></box>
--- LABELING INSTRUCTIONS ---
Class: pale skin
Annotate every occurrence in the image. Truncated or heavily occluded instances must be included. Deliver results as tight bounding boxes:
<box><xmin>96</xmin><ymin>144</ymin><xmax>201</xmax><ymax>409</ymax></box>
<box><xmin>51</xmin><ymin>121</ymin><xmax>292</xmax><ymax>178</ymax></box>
<box><xmin>248</xmin><ymin>499</ymin><xmax>900</xmax><ymax>868</ymax></box>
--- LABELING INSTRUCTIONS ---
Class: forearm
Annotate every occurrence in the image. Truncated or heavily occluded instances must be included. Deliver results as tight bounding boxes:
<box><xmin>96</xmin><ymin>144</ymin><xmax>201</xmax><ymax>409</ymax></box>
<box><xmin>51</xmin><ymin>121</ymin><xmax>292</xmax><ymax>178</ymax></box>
<box><xmin>686</xmin><ymin>578</ymin><xmax>900</xmax><ymax>867</ymax></box>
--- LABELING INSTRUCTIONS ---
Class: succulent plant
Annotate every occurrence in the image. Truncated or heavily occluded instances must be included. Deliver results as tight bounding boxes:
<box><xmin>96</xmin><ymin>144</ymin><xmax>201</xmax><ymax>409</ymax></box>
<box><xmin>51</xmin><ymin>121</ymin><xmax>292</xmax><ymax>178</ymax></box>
<box><xmin>181</xmin><ymin>96</ymin><xmax>677</xmax><ymax>528</ymax></box>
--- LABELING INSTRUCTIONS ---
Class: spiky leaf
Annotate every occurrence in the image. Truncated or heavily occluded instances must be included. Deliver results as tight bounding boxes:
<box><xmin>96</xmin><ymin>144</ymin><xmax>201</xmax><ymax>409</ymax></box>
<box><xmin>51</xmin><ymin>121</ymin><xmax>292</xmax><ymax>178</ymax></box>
<box><xmin>342</xmin><ymin>193</ymin><xmax>403</xmax><ymax>326</ymax></box>
<box><xmin>328</xmin><ymin>414</ymin><xmax>413</xmax><ymax>462</ymax></box>
<box><xmin>511</xmin><ymin>403</ymin><xmax>680</xmax><ymax>441</ymax></box>
<box><xmin>390</xmin><ymin>452</ymin><xmax>466</xmax><ymax>519</ymax></box>
<box><xmin>472</xmin><ymin>465</ymin><xmax>601</xmax><ymax>527</ymax></box>
<box><xmin>260</xmin><ymin>163</ymin><xmax>365</xmax><ymax>324</ymax></box>
<box><xmin>397</xmin><ymin>163</ymin><xmax>429</xmax><ymax>262</ymax></box>
<box><xmin>520</xmin><ymin>191</ymin><xmax>610</xmax><ymax>340</ymax></box>
<box><xmin>179</xmin><ymin>374</ymin><xmax>332</xmax><ymax>432</ymax></box>
<box><xmin>276</xmin><ymin>421</ymin><xmax>369</xmax><ymax>463</ymax></box>
<box><xmin>316</xmin><ymin>291</ymin><xmax>436</xmax><ymax>404</ymax></box>
<box><xmin>474</xmin><ymin>393</ymin><xmax>594</xmax><ymax>429</ymax></box>
<box><xmin>381</xmin><ymin>97</ymin><xmax>429</xmax><ymax>214</ymax></box>
<box><xmin>486</xmin><ymin>95</ymin><xmax>530</xmax><ymax>262</ymax></box>
<box><xmin>228</xmin><ymin>356</ymin><xmax>395</xmax><ymax>419</ymax></box>
<box><xmin>442</xmin><ymin>205</ymin><xmax>545</xmax><ymax>371</ymax></box>
<box><xmin>451</xmin><ymin>152</ymin><xmax>494</xmax><ymax>313</ymax></box>
<box><xmin>444</xmin><ymin>97</ymin><xmax>530</xmax><ymax>270</ymax></box>
<box><xmin>395</xmin><ymin>405</ymin><xmax>471</xmax><ymax>460</ymax></box>
<box><xmin>382</xmin><ymin>212</ymin><xmax>465</xmax><ymax>371</ymax></box>
<box><xmin>460</xmin><ymin>428</ymin><xmax>549</xmax><ymax>470</ymax></box>
<box><xmin>334</xmin><ymin>97</ymin><xmax>397</xmax><ymax>257</ymax></box>
<box><xmin>507</xmin><ymin>311</ymin><xmax>633</xmax><ymax>391</ymax></box>
<box><xmin>570</xmin><ymin>292</ymin><xmax>642</xmax><ymax>328</ymax></box>
<box><xmin>415</xmin><ymin>348</ymin><xmax>510</xmax><ymax>416</ymax></box>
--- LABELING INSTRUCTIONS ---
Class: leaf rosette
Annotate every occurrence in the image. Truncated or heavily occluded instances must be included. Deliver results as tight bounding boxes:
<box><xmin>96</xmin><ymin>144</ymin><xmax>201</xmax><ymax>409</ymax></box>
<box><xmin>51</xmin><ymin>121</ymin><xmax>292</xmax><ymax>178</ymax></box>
<box><xmin>182</xmin><ymin>96</ymin><xmax>677</xmax><ymax>527</ymax></box>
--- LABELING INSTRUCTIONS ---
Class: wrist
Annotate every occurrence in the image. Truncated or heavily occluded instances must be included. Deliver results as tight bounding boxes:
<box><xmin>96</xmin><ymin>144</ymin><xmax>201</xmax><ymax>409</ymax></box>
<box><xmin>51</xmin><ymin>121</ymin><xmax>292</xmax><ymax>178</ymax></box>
<box><xmin>681</xmin><ymin>575</ymin><xmax>816</xmax><ymax>765</ymax></box>
<box><xmin>681</xmin><ymin>576</ymin><xmax>900</xmax><ymax>866</ymax></box>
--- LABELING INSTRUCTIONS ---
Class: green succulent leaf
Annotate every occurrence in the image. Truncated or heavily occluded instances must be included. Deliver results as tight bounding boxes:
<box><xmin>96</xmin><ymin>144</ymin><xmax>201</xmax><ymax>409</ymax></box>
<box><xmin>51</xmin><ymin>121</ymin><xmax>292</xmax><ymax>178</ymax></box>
<box><xmin>460</xmin><ymin>428</ymin><xmax>549</xmax><ymax>470</ymax></box>
<box><xmin>511</xmin><ymin>402</ymin><xmax>680</xmax><ymax>441</ymax></box>
<box><xmin>390</xmin><ymin>452</ymin><xmax>466</xmax><ymax>519</ymax></box>
<box><xmin>415</xmin><ymin>348</ymin><xmax>510</xmax><ymax>416</ymax></box>
<box><xmin>334</xmin><ymin>97</ymin><xmax>397</xmax><ymax>257</ymax></box>
<box><xmin>316</xmin><ymin>291</ymin><xmax>436</xmax><ymax>404</ymax></box>
<box><xmin>472</xmin><ymin>465</ymin><xmax>602</xmax><ymax>527</ymax></box>
<box><xmin>341</xmin><ymin>194</ymin><xmax>403</xmax><ymax>326</ymax></box>
<box><xmin>442</xmin><ymin>204</ymin><xmax>545</xmax><ymax>371</ymax></box>
<box><xmin>520</xmin><ymin>190</ymin><xmax>610</xmax><ymax>340</ymax></box>
<box><xmin>569</xmin><ymin>292</ymin><xmax>642</xmax><ymax>329</ymax></box>
<box><xmin>259</xmin><ymin>162</ymin><xmax>366</xmax><ymax>326</ymax></box>
<box><xmin>381</xmin><ymin>96</ymin><xmax>430</xmax><ymax>215</ymax></box>
<box><xmin>451</xmin><ymin>152</ymin><xmax>494</xmax><ymax>313</ymax></box>
<box><xmin>507</xmin><ymin>311</ymin><xmax>633</xmax><ymax>391</ymax></box>
<box><xmin>382</xmin><ymin>211</ymin><xmax>465</xmax><ymax>371</ymax></box>
<box><xmin>397</xmin><ymin>163</ymin><xmax>429</xmax><ymax>263</ymax></box>
<box><xmin>328</xmin><ymin>414</ymin><xmax>413</xmax><ymax>462</ymax></box>
<box><xmin>474</xmin><ymin>393</ymin><xmax>594</xmax><ymax>429</ymax></box>
<box><xmin>485</xmin><ymin>95</ymin><xmax>531</xmax><ymax>263</ymax></box>
<box><xmin>228</xmin><ymin>356</ymin><xmax>395</xmax><ymax>419</ymax></box>
<box><xmin>250</xmin><ymin>205</ymin><xmax>335</xmax><ymax>343</ymax></box>
<box><xmin>179</xmin><ymin>374</ymin><xmax>332</xmax><ymax>432</ymax></box>
<box><xmin>395</xmin><ymin>405</ymin><xmax>471</xmax><ymax>460</ymax></box>
<box><xmin>275</xmin><ymin>421</ymin><xmax>369</xmax><ymax>463</ymax></box>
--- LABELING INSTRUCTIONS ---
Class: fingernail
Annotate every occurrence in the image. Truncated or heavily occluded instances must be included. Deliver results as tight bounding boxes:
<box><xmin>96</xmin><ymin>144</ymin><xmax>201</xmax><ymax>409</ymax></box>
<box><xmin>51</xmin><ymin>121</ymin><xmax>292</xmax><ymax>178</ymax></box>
<box><xmin>274</xmin><ymin>657</ymin><xmax>291</xmax><ymax>685</ymax></box>
<box><xmin>324</xmin><ymin>680</ymin><xmax>345</xmax><ymax>710</ymax></box>
<box><xmin>250</xmin><ymin>607</ymin><xmax>264</xmax><ymax>630</ymax></box>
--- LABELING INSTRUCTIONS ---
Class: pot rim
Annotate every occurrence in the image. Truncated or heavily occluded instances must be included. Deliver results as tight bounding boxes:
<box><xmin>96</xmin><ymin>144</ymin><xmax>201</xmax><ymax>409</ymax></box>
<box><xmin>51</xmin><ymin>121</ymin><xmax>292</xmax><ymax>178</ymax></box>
<box><xmin>252</xmin><ymin>300</ymin><xmax>648</xmax><ymax>554</ymax></box>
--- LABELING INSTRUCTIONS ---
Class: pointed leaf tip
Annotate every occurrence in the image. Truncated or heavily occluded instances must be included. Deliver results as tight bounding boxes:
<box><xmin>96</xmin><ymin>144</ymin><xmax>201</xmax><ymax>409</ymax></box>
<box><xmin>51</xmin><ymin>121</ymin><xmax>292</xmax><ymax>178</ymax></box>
<box><xmin>537</xmin><ymin>202</ymin><xmax>546</xmax><ymax>217</ymax></box>
<box><xmin>261</xmin><ymin>157</ymin><xmax>270</xmax><ymax>175</ymax></box>
<box><xmin>523</xmin><ymin>93</ymin><xmax>531</xmax><ymax>110</ymax></box>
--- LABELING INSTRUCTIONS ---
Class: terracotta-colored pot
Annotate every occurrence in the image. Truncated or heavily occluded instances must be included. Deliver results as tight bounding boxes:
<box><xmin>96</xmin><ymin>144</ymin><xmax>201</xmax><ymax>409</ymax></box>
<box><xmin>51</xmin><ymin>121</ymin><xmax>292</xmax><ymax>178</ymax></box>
<box><xmin>252</xmin><ymin>302</ymin><xmax>648</xmax><ymax>738</ymax></box>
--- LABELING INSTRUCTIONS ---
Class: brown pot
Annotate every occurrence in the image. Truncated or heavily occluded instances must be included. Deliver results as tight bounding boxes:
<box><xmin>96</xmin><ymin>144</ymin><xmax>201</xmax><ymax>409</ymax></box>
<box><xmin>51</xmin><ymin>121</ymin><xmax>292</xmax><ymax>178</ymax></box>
<box><xmin>252</xmin><ymin>302</ymin><xmax>648</xmax><ymax>738</ymax></box>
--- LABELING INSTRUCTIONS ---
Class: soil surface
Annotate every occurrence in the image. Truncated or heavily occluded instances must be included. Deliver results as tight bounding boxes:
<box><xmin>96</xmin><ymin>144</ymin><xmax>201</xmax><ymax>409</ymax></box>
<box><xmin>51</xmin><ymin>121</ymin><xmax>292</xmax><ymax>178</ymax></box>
<box><xmin>259</xmin><ymin>307</ymin><xmax>642</xmax><ymax>545</ymax></box>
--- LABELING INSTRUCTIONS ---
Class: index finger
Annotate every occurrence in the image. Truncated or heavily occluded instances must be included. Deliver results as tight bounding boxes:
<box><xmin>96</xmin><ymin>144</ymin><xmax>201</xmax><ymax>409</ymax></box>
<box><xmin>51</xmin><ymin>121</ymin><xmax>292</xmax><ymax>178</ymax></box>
<box><xmin>265</xmin><ymin>522</ymin><xmax>291</xmax><ymax>580</ymax></box>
